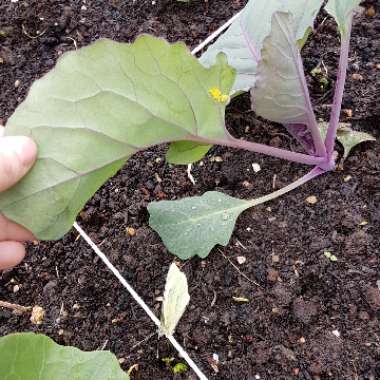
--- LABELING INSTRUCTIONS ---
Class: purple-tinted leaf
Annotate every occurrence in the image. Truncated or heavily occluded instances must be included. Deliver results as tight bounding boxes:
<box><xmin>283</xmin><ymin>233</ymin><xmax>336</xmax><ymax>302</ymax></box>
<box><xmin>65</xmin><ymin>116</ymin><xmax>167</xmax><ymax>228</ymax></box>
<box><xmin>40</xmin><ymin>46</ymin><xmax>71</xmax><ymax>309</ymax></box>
<box><xmin>285</xmin><ymin>123</ymin><xmax>316</xmax><ymax>154</ymax></box>
<box><xmin>251</xmin><ymin>12</ymin><xmax>326</xmax><ymax>157</ymax></box>
<box><xmin>200</xmin><ymin>0</ymin><xmax>323</xmax><ymax>95</ymax></box>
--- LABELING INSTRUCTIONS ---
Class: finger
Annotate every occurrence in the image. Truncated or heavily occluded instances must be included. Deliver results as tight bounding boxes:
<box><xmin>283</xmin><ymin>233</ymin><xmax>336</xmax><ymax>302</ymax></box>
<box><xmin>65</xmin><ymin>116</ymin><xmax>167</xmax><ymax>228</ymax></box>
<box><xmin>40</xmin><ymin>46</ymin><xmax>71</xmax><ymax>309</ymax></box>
<box><xmin>0</xmin><ymin>136</ymin><xmax>37</xmax><ymax>192</ymax></box>
<box><xmin>0</xmin><ymin>213</ymin><xmax>35</xmax><ymax>242</ymax></box>
<box><xmin>0</xmin><ymin>241</ymin><xmax>26</xmax><ymax>270</ymax></box>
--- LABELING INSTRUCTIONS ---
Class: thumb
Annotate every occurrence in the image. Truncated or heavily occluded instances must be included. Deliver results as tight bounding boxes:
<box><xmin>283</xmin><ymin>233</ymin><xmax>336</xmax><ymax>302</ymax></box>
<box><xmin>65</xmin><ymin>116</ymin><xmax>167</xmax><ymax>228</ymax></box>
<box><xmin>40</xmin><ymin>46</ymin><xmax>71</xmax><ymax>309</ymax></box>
<box><xmin>0</xmin><ymin>136</ymin><xmax>37</xmax><ymax>192</ymax></box>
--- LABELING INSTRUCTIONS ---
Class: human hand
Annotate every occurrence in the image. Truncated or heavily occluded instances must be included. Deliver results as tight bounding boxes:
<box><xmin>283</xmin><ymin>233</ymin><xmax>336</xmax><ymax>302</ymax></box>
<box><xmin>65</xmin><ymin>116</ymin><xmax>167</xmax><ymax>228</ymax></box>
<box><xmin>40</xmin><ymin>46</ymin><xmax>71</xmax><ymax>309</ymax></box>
<box><xmin>0</xmin><ymin>126</ymin><xmax>37</xmax><ymax>270</ymax></box>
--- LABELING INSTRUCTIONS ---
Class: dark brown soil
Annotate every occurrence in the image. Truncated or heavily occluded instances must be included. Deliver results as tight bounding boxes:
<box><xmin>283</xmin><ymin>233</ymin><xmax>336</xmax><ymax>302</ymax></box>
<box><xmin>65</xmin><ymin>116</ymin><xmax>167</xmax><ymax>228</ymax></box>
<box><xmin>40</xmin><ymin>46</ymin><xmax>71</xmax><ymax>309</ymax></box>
<box><xmin>1</xmin><ymin>1</ymin><xmax>380</xmax><ymax>380</ymax></box>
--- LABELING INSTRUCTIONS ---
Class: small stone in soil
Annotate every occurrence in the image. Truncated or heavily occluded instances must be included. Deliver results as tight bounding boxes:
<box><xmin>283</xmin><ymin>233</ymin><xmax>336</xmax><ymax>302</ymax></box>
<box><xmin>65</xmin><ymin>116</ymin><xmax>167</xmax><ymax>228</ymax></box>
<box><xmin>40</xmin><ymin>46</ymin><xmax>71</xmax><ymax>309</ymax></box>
<box><xmin>332</xmin><ymin>330</ymin><xmax>340</xmax><ymax>338</ymax></box>
<box><xmin>30</xmin><ymin>306</ymin><xmax>45</xmax><ymax>325</ymax></box>
<box><xmin>252</xmin><ymin>163</ymin><xmax>261</xmax><ymax>173</ymax></box>
<box><xmin>236</xmin><ymin>256</ymin><xmax>247</xmax><ymax>265</ymax></box>
<box><xmin>366</xmin><ymin>5</ymin><xmax>375</xmax><ymax>17</ymax></box>
<box><xmin>126</xmin><ymin>227</ymin><xmax>136</xmax><ymax>237</ymax></box>
<box><xmin>306</xmin><ymin>195</ymin><xmax>318</xmax><ymax>204</ymax></box>
<box><xmin>344</xmin><ymin>175</ymin><xmax>352</xmax><ymax>182</ymax></box>
<box><xmin>352</xmin><ymin>73</ymin><xmax>363</xmax><ymax>81</ymax></box>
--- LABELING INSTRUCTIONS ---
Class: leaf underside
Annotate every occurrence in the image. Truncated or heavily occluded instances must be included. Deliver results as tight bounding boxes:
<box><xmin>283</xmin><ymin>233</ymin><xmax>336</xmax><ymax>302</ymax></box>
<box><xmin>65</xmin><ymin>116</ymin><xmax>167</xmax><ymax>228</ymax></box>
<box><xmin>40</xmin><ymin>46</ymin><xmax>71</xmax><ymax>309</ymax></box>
<box><xmin>0</xmin><ymin>333</ymin><xmax>129</xmax><ymax>380</ymax></box>
<box><xmin>325</xmin><ymin>0</ymin><xmax>361</xmax><ymax>36</ymax></box>
<box><xmin>160</xmin><ymin>263</ymin><xmax>190</xmax><ymax>336</ymax></box>
<box><xmin>0</xmin><ymin>35</ymin><xmax>235</xmax><ymax>240</ymax></box>
<box><xmin>200</xmin><ymin>0</ymin><xmax>323</xmax><ymax>95</ymax></box>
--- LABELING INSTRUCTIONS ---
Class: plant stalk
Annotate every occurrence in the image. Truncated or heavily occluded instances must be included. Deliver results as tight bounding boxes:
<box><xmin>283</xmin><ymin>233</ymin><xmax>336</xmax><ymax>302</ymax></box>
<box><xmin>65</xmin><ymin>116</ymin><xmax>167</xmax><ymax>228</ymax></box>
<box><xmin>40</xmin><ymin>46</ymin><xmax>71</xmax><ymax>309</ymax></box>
<box><xmin>191</xmin><ymin>135</ymin><xmax>327</xmax><ymax>167</ymax></box>
<box><xmin>325</xmin><ymin>20</ymin><xmax>353</xmax><ymax>158</ymax></box>
<box><xmin>249</xmin><ymin>166</ymin><xmax>324</xmax><ymax>207</ymax></box>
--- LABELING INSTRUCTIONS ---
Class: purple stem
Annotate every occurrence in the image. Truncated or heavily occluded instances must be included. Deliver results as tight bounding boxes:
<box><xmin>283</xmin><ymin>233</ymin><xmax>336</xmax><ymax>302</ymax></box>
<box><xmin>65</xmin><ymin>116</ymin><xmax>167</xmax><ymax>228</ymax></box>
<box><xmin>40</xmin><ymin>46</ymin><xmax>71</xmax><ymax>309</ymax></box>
<box><xmin>190</xmin><ymin>135</ymin><xmax>326</xmax><ymax>167</ymax></box>
<box><xmin>325</xmin><ymin>20</ymin><xmax>353</xmax><ymax>158</ymax></box>
<box><xmin>250</xmin><ymin>165</ymin><xmax>324</xmax><ymax>206</ymax></box>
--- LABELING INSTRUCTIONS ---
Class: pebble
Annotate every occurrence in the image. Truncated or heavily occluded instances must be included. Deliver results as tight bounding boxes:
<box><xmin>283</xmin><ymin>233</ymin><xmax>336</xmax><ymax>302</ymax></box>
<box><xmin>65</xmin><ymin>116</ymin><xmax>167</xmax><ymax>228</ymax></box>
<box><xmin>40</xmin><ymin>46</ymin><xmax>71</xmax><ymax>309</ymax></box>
<box><xmin>252</xmin><ymin>163</ymin><xmax>261</xmax><ymax>173</ymax></box>
<box><xmin>332</xmin><ymin>330</ymin><xmax>340</xmax><ymax>338</ymax></box>
<box><xmin>306</xmin><ymin>195</ymin><xmax>318</xmax><ymax>205</ymax></box>
<box><xmin>13</xmin><ymin>284</ymin><xmax>20</xmax><ymax>293</ymax></box>
<box><xmin>30</xmin><ymin>306</ymin><xmax>45</xmax><ymax>325</ymax></box>
<box><xmin>343</xmin><ymin>109</ymin><xmax>353</xmax><ymax>118</ymax></box>
<box><xmin>352</xmin><ymin>73</ymin><xmax>363</xmax><ymax>81</ymax></box>
<box><xmin>343</xmin><ymin>175</ymin><xmax>352</xmax><ymax>182</ymax></box>
<box><xmin>366</xmin><ymin>5</ymin><xmax>375</xmax><ymax>17</ymax></box>
<box><xmin>126</xmin><ymin>227</ymin><xmax>136</xmax><ymax>237</ymax></box>
<box><xmin>236</xmin><ymin>256</ymin><xmax>246</xmax><ymax>265</ymax></box>
<box><xmin>242</xmin><ymin>180</ymin><xmax>253</xmax><ymax>189</ymax></box>
<box><xmin>14</xmin><ymin>79</ymin><xmax>20</xmax><ymax>88</ymax></box>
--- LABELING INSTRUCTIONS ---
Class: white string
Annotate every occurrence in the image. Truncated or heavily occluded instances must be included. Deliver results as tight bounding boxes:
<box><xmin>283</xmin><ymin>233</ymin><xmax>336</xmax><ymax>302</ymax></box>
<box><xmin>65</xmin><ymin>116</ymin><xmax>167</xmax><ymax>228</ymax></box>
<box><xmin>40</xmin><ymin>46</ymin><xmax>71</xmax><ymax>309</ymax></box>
<box><xmin>73</xmin><ymin>222</ymin><xmax>208</xmax><ymax>380</ymax></box>
<box><xmin>191</xmin><ymin>10</ymin><xmax>242</xmax><ymax>55</ymax></box>
<box><xmin>72</xmin><ymin>11</ymin><xmax>241</xmax><ymax>380</ymax></box>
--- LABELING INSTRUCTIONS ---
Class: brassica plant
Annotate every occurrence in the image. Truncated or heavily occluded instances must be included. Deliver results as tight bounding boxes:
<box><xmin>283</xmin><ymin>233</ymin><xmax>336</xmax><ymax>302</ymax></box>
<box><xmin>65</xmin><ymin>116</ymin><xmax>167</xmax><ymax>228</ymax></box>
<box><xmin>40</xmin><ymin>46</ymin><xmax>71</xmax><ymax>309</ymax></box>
<box><xmin>0</xmin><ymin>0</ymin><xmax>374</xmax><ymax>259</ymax></box>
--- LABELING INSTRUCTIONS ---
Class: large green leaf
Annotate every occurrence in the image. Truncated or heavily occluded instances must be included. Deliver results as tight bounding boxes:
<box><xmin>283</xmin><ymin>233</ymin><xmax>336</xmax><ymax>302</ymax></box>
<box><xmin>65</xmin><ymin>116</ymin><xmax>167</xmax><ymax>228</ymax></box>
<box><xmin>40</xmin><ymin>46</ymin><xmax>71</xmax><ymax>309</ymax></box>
<box><xmin>0</xmin><ymin>35</ymin><xmax>235</xmax><ymax>240</ymax></box>
<box><xmin>200</xmin><ymin>0</ymin><xmax>323</xmax><ymax>94</ymax></box>
<box><xmin>0</xmin><ymin>333</ymin><xmax>129</xmax><ymax>380</ymax></box>
<box><xmin>325</xmin><ymin>0</ymin><xmax>361</xmax><ymax>36</ymax></box>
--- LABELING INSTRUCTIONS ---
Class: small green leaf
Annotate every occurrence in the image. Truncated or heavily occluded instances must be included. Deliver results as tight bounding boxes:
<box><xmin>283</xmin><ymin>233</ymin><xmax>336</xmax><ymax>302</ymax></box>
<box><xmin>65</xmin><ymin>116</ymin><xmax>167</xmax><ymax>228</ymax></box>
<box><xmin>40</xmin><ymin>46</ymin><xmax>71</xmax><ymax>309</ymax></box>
<box><xmin>325</xmin><ymin>0</ymin><xmax>361</xmax><ymax>36</ymax></box>
<box><xmin>336</xmin><ymin>125</ymin><xmax>376</xmax><ymax>160</ymax></box>
<box><xmin>172</xmin><ymin>363</ymin><xmax>189</xmax><ymax>374</ymax></box>
<box><xmin>162</xmin><ymin>357</ymin><xmax>175</xmax><ymax>365</ymax></box>
<box><xmin>166</xmin><ymin>141</ymin><xmax>212</xmax><ymax>165</ymax></box>
<box><xmin>324</xmin><ymin>250</ymin><xmax>338</xmax><ymax>262</ymax></box>
<box><xmin>148</xmin><ymin>191</ymin><xmax>250</xmax><ymax>259</ymax></box>
<box><xmin>0</xmin><ymin>333</ymin><xmax>129</xmax><ymax>380</ymax></box>
<box><xmin>319</xmin><ymin>122</ymin><xmax>376</xmax><ymax>161</ymax></box>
